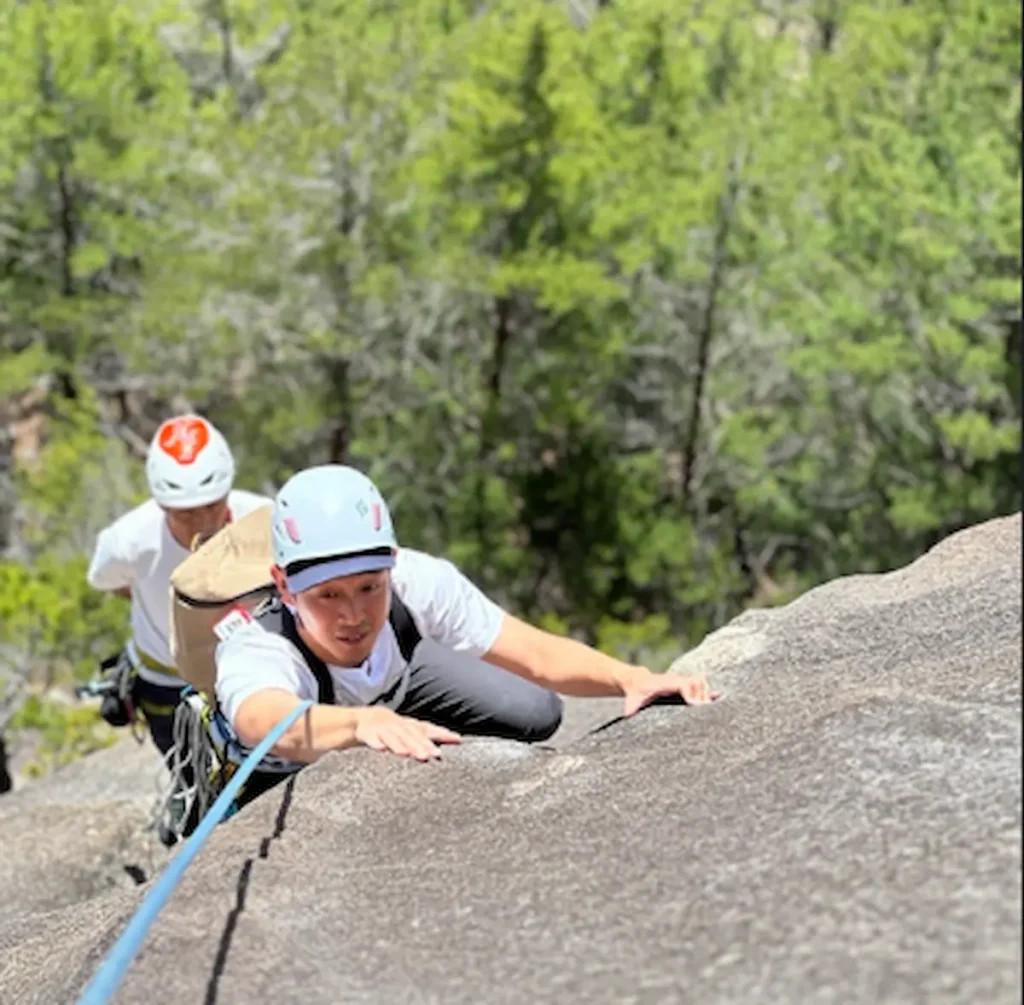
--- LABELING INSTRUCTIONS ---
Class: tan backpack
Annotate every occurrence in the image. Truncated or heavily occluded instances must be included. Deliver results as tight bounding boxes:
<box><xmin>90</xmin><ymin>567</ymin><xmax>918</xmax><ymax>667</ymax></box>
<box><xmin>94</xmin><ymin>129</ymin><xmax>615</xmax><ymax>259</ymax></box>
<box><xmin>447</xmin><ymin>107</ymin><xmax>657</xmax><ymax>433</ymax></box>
<box><xmin>169</xmin><ymin>505</ymin><xmax>276</xmax><ymax>696</ymax></box>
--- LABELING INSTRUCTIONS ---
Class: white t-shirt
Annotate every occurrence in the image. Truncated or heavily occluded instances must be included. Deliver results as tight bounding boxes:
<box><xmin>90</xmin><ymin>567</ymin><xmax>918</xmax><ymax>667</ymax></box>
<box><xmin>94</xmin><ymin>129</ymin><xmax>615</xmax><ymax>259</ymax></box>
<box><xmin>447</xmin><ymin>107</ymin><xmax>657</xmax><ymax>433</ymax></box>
<box><xmin>214</xmin><ymin>548</ymin><xmax>506</xmax><ymax>730</ymax></box>
<box><xmin>87</xmin><ymin>490</ymin><xmax>273</xmax><ymax>686</ymax></box>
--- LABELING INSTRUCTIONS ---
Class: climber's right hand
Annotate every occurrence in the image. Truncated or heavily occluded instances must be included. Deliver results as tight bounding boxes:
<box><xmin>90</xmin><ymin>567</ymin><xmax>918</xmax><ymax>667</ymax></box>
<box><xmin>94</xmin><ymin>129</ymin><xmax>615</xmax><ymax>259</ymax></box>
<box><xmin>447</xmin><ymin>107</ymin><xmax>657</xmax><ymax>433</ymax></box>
<box><xmin>354</xmin><ymin>707</ymin><xmax>461</xmax><ymax>761</ymax></box>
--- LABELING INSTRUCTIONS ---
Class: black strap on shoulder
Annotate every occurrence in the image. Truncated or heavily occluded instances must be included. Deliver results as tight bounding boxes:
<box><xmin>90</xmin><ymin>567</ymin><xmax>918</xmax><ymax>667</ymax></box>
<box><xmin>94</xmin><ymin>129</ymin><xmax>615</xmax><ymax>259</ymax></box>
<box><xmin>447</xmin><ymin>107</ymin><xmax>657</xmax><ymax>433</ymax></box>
<box><xmin>265</xmin><ymin>591</ymin><xmax>420</xmax><ymax>704</ymax></box>
<box><xmin>388</xmin><ymin>592</ymin><xmax>421</xmax><ymax>663</ymax></box>
<box><xmin>279</xmin><ymin>604</ymin><xmax>336</xmax><ymax>706</ymax></box>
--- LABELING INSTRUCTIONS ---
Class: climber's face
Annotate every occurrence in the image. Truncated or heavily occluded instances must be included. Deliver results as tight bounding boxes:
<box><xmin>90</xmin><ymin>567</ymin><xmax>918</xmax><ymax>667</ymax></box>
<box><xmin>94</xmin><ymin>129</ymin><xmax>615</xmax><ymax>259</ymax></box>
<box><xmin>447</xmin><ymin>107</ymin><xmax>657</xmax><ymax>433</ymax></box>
<box><xmin>272</xmin><ymin>566</ymin><xmax>391</xmax><ymax>668</ymax></box>
<box><xmin>162</xmin><ymin>498</ymin><xmax>231</xmax><ymax>551</ymax></box>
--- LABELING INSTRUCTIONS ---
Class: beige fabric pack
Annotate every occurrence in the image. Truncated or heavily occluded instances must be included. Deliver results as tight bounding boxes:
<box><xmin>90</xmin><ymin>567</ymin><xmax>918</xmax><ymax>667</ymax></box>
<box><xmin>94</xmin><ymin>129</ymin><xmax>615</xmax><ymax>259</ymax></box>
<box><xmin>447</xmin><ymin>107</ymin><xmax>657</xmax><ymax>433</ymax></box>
<box><xmin>168</xmin><ymin>505</ymin><xmax>275</xmax><ymax>695</ymax></box>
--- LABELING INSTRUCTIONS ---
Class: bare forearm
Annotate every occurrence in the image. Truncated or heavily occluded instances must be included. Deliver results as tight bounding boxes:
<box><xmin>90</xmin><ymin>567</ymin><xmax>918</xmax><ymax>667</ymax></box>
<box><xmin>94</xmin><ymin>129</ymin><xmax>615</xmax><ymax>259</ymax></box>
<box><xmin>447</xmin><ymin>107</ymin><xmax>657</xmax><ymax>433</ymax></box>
<box><xmin>485</xmin><ymin>618</ymin><xmax>647</xmax><ymax>697</ymax></box>
<box><xmin>235</xmin><ymin>693</ymin><xmax>364</xmax><ymax>763</ymax></box>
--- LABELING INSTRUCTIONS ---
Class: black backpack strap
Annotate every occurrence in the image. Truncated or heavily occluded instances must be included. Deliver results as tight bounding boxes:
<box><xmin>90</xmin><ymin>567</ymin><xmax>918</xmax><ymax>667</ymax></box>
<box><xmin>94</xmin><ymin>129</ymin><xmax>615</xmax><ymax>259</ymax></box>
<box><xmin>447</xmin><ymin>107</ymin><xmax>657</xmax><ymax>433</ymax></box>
<box><xmin>389</xmin><ymin>592</ymin><xmax>421</xmax><ymax>663</ymax></box>
<box><xmin>255</xmin><ymin>592</ymin><xmax>418</xmax><ymax>702</ymax></box>
<box><xmin>277</xmin><ymin>604</ymin><xmax>336</xmax><ymax>706</ymax></box>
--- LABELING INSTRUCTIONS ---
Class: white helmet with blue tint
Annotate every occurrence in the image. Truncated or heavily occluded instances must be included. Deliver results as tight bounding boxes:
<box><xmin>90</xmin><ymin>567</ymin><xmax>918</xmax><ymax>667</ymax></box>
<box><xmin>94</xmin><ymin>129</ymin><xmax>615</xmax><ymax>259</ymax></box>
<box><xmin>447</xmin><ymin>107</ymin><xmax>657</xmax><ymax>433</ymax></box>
<box><xmin>271</xmin><ymin>465</ymin><xmax>397</xmax><ymax>594</ymax></box>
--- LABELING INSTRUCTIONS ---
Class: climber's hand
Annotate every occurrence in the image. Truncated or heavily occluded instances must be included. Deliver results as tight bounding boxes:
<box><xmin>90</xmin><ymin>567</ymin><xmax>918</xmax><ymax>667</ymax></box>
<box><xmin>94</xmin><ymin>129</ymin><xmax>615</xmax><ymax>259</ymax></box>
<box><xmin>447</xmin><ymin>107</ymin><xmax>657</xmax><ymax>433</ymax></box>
<box><xmin>354</xmin><ymin>707</ymin><xmax>461</xmax><ymax>761</ymax></box>
<box><xmin>621</xmin><ymin>669</ymin><xmax>717</xmax><ymax>718</ymax></box>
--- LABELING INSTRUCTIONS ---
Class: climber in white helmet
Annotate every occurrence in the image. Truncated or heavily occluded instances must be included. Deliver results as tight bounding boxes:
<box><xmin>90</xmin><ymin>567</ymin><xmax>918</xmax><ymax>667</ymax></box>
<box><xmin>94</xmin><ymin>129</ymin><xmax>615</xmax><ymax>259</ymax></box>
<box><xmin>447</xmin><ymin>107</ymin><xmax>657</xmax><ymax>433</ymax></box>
<box><xmin>214</xmin><ymin>465</ymin><xmax>715</xmax><ymax>793</ymax></box>
<box><xmin>87</xmin><ymin>414</ymin><xmax>273</xmax><ymax>765</ymax></box>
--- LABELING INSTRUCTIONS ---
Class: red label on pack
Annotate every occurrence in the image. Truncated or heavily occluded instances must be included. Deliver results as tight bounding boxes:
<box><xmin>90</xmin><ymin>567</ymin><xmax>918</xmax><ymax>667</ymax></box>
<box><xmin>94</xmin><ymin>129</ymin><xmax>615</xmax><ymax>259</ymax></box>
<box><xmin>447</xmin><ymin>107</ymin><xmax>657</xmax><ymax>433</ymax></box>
<box><xmin>212</xmin><ymin>605</ymin><xmax>254</xmax><ymax>642</ymax></box>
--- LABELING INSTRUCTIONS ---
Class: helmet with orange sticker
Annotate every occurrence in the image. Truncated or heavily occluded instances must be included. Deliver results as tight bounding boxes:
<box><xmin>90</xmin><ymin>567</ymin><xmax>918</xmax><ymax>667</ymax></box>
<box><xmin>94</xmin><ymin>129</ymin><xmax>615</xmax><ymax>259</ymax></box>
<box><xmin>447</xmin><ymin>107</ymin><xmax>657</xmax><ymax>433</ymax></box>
<box><xmin>146</xmin><ymin>414</ymin><xmax>235</xmax><ymax>509</ymax></box>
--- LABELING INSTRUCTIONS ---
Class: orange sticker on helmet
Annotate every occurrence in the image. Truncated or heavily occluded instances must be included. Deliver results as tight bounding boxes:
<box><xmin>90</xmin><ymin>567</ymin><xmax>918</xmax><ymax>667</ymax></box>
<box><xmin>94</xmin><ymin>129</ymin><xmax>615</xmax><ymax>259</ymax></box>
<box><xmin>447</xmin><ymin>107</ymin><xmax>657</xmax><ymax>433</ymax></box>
<box><xmin>157</xmin><ymin>417</ymin><xmax>210</xmax><ymax>465</ymax></box>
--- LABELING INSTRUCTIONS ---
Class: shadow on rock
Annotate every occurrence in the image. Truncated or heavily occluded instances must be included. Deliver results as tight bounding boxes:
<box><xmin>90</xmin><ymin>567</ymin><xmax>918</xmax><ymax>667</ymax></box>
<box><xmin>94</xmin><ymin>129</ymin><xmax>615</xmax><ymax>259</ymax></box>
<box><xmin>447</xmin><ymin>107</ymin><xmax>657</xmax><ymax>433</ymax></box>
<box><xmin>0</xmin><ymin>735</ymin><xmax>10</xmax><ymax>795</ymax></box>
<box><xmin>204</xmin><ymin>775</ymin><xmax>297</xmax><ymax>1005</ymax></box>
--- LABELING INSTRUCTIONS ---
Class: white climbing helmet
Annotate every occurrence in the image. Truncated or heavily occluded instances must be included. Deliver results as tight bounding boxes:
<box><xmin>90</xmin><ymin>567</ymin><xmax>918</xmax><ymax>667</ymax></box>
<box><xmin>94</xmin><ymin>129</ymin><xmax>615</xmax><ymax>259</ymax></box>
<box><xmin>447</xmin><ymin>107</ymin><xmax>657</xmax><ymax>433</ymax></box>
<box><xmin>271</xmin><ymin>465</ymin><xmax>397</xmax><ymax>594</ymax></box>
<box><xmin>146</xmin><ymin>414</ymin><xmax>235</xmax><ymax>510</ymax></box>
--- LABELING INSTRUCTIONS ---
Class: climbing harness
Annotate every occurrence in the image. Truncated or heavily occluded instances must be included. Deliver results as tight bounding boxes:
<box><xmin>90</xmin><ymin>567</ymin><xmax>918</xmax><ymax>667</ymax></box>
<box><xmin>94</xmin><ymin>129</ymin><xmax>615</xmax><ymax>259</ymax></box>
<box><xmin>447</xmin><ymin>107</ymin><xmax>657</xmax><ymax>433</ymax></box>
<box><xmin>75</xmin><ymin>651</ymin><xmax>146</xmax><ymax>743</ymax></box>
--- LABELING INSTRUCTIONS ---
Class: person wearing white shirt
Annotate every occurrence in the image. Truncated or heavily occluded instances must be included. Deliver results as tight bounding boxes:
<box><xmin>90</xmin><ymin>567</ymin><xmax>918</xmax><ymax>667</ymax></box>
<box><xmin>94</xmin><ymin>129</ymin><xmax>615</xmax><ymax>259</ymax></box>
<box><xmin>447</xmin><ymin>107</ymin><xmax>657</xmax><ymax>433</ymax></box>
<box><xmin>87</xmin><ymin>414</ymin><xmax>273</xmax><ymax>760</ymax></box>
<box><xmin>213</xmin><ymin>465</ymin><xmax>715</xmax><ymax>810</ymax></box>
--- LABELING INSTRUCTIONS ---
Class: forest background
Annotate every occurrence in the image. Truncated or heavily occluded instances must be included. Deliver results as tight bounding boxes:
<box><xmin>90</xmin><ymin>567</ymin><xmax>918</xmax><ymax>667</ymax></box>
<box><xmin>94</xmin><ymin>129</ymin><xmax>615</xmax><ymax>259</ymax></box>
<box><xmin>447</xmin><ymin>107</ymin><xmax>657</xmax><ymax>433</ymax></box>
<box><xmin>0</xmin><ymin>0</ymin><xmax>1020</xmax><ymax>778</ymax></box>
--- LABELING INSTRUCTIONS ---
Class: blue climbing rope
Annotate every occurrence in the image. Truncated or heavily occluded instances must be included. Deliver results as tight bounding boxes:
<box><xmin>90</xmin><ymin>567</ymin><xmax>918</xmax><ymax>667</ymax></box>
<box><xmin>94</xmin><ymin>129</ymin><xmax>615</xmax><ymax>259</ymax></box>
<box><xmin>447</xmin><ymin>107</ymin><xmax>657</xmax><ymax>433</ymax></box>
<box><xmin>77</xmin><ymin>699</ymin><xmax>314</xmax><ymax>1005</ymax></box>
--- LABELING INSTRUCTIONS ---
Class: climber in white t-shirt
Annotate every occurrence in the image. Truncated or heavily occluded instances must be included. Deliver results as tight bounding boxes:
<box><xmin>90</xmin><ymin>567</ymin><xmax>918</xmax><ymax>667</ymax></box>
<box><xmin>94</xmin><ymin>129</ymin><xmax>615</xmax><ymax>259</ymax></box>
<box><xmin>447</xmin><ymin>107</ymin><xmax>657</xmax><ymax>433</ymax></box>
<box><xmin>87</xmin><ymin>414</ymin><xmax>273</xmax><ymax>761</ymax></box>
<box><xmin>215</xmin><ymin>465</ymin><xmax>714</xmax><ymax>797</ymax></box>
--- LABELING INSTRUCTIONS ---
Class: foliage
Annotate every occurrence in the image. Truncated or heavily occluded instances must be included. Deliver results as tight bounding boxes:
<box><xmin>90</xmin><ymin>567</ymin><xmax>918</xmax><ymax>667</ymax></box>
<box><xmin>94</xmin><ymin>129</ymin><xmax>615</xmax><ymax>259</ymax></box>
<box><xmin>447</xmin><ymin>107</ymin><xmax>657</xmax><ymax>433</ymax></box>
<box><xmin>8</xmin><ymin>694</ymin><xmax>118</xmax><ymax>777</ymax></box>
<box><xmin>0</xmin><ymin>0</ymin><xmax>1019</xmax><ymax>771</ymax></box>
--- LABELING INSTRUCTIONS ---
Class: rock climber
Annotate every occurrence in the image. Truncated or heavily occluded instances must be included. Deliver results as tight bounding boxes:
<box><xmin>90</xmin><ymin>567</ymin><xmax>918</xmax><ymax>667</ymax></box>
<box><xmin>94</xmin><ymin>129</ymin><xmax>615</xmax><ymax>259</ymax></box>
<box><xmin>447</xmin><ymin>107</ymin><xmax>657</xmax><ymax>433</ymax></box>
<box><xmin>86</xmin><ymin>414</ymin><xmax>273</xmax><ymax>766</ymax></box>
<box><xmin>211</xmin><ymin>464</ymin><xmax>714</xmax><ymax>805</ymax></box>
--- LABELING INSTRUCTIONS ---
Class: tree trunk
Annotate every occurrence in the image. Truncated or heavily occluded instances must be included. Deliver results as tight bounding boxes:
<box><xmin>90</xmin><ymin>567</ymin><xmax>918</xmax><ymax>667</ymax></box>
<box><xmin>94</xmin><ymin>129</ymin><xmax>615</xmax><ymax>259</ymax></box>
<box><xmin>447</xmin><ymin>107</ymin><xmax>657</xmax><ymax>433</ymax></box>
<box><xmin>326</xmin><ymin>356</ymin><xmax>352</xmax><ymax>464</ymax></box>
<box><xmin>488</xmin><ymin>295</ymin><xmax>513</xmax><ymax>398</ymax></box>
<box><xmin>680</xmin><ymin>157</ymin><xmax>740</xmax><ymax>505</ymax></box>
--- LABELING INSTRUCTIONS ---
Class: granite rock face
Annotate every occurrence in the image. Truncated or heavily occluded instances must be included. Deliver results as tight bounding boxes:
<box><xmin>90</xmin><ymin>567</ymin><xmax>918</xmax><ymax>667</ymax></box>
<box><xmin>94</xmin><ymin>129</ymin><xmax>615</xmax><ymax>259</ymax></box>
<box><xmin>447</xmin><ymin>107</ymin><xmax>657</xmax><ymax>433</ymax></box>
<box><xmin>0</xmin><ymin>734</ymin><xmax>170</xmax><ymax>928</ymax></box>
<box><xmin>0</xmin><ymin>514</ymin><xmax>1019</xmax><ymax>1005</ymax></box>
